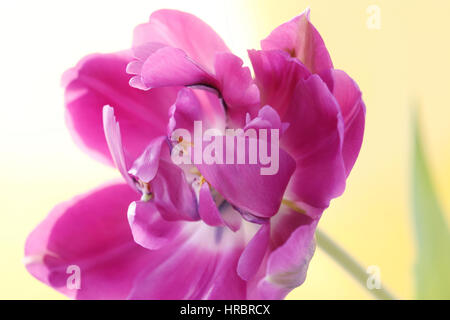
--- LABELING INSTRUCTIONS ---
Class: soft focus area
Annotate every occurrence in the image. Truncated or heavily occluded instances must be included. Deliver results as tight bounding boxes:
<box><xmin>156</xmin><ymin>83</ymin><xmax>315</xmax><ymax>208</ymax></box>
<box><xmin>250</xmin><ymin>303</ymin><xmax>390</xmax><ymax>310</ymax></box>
<box><xmin>1</xmin><ymin>0</ymin><xmax>449</xmax><ymax>299</ymax></box>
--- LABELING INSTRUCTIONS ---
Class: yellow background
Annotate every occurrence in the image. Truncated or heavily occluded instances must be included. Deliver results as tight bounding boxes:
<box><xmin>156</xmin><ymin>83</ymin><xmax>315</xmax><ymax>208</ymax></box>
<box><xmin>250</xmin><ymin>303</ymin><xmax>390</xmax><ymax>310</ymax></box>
<box><xmin>1</xmin><ymin>0</ymin><xmax>449</xmax><ymax>299</ymax></box>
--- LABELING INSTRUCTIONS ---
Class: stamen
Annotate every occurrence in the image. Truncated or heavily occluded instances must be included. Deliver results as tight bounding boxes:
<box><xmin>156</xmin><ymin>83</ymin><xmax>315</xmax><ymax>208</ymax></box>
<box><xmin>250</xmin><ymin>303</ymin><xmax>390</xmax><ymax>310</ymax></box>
<box><xmin>140</xmin><ymin>192</ymin><xmax>153</xmax><ymax>202</ymax></box>
<box><xmin>189</xmin><ymin>167</ymin><xmax>201</xmax><ymax>176</ymax></box>
<box><xmin>281</xmin><ymin>198</ymin><xmax>307</xmax><ymax>215</ymax></box>
<box><xmin>137</xmin><ymin>179</ymin><xmax>152</xmax><ymax>202</ymax></box>
<box><xmin>138</xmin><ymin>180</ymin><xmax>151</xmax><ymax>194</ymax></box>
<box><xmin>173</xmin><ymin>138</ymin><xmax>194</xmax><ymax>158</ymax></box>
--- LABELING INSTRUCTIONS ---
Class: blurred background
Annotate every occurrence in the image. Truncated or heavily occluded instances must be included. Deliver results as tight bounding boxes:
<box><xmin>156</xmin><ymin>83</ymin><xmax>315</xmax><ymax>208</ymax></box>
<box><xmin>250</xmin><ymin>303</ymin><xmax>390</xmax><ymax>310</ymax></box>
<box><xmin>0</xmin><ymin>0</ymin><xmax>449</xmax><ymax>299</ymax></box>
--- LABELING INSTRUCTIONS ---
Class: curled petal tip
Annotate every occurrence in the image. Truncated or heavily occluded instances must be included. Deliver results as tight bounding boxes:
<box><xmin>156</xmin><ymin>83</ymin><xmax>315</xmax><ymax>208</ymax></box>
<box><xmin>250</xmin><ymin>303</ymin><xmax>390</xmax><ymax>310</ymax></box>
<box><xmin>304</xmin><ymin>7</ymin><xmax>311</xmax><ymax>20</ymax></box>
<box><xmin>129</xmin><ymin>76</ymin><xmax>151</xmax><ymax>91</ymax></box>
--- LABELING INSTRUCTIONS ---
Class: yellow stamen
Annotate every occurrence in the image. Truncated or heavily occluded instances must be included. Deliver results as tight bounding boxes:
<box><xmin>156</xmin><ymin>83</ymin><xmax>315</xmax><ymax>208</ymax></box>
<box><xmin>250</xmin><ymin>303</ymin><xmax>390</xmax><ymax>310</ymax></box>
<box><xmin>137</xmin><ymin>180</ymin><xmax>152</xmax><ymax>202</ymax></box>
<box><xmin>138</xmin><ymin>180</ymin><xmax>151</xmax><ymax>194</ymax></box>
<box><xmin>281</xmin><ymin>198</ymin><xmax>307</xmax><ymax>215</ymax></box>
<box><xmin>189</xmin><ymin>167</ymin><xmax>201</xmax><ymax>176</ymax></box>
<box><xmin>141</xmin><ymin>193</ymin><xmax>153</xmax><ymax>202</ymax></box>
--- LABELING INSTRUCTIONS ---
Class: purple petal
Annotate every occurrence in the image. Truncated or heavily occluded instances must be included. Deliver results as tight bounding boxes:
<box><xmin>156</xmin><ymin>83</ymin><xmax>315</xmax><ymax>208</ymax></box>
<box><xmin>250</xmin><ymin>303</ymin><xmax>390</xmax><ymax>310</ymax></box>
<box><xmin>261</xmin><ymin>9</ymin><xmax>333</xmax><ymax>74</ymax></box>
<box><xmin>196</xmin><ymin>135</ymin><xmax>296</xmax><ymax>218</ymax></box>
<box><xmin>214</xmin><ymin>52</ymin><xmax>260</xmax><ymax>127</ymax></box>
<box><xmin>198</xmin><ymin>182</ymin><xmax>226</xmax><ymax>227</ymax></box>
<box><xmin>220</xmin><ymin>204</ymin><xmax>242</xmax><ymax>232</ymax></box>
<box><xmin>128</xmin><ymin>136</ymin><xmax>168</xmax><ymax>183</ymax></box>
<box><xmin>195</xmin><ymin>182</ymin><xmax>241</xmax><ymax>232</ymax></box>
<box><xmin>131</xmin><ymin>46</ymin><xmax>216</xmax><ymax>90</ymax></box>
<box><xmin>24</xmin><ymin>183</ymin><xmax>152</xmax><ymax>300</ymax></box>
<box><xmin>102</xmin><ymin>106</ymin><xmax>137</xmax><ymax>191</ymax></box>
<box><xmin>237</xmin><ymin>223</ymin><xmax>270</xmax><ymax>281</ymax></box>
<box><xmin>127</xmin><ymin>200</ymin><xmax>184</xmax><ymax>250</ymax></box>
<box><xmin>256</xmin><ymin>216</ymin><xmax>317</xmax><ymax>299</ymax></box>
<box><xmin>128</xmin><ymin>224</ymin><xmax>247</xmax><ymax>299</ymax></box>
<box><xmin>151</xmin><ymin>159</ymin><xmax>199</xmax><ymax>222</ymax></box>
<box><xmin>127</xmin><ymin>134</ymin><xmax>198</xmax><ymax>222</ymax></box>
<box><xmin>282</xmin><ymin>74</ymin><xmax>346</xmax><ymax>209</ymax></box>
<box><xmin>63</xmin><ymin>52</ymin><xmax>178</xmax><ymax>165</ymax></box>
<box><xmin>246</xmin><ymin>204</ymin><xmax>319</xmax><ymax>299</ymax></box>
<box><xmin>133</xmin><ymin>9</ymin><xmax>230</xmax><ymax>73</ymax></box>
<box><xmin>168</xmin><ymin>87</ymin><xmax>225</xmax><ymax>137</ymax></box>
<box><xmin>249</xmin><ymin>49</ymin><xmax>311</xmax><ymax>118</ymax></box>
<box><xmin>320</xmin><ymin>69</ymin><xmax>366</xmax><ymax>175</ymax></box>
<box><xmin>244</xmin><ymin>105</ymin><xmax>289</xmax><ymax>135</ymax></box>
<box><xmin>25</xmin><ymin>183</ymin><xmax>246</xmax><ymax>299</ymax></box>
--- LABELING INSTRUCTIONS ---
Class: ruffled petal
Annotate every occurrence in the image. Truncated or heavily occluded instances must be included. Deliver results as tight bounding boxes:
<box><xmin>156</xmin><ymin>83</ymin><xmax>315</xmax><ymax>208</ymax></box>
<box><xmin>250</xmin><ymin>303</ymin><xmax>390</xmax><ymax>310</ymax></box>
<box><xmin>151</xmin><ymin>159</ymin><xmax>199</xmax><ymax>222</ymax></box>
<box><xmin>102</xmin><ymin>105</ymin><xmax>137</xmax><ymax>191</ymax></box>
<box><xmin>237</xmin><ymin>223</ymin><xmax>270</xmax><ymax>281</ymax></box>
<box><xmin>128</xmin><ymin>136</ymin><xmax>168</xmax><ymax>183</ymax></box>
<box><xmin>196</xmin><ymin>135</ymin><xmax>296</xmax><ymax>218</ymax></box>
<box><xmin>194</xmin><ymin>182</ymin><xmax>241</xmax><ymax>232</ymax></box>
<box><xmin>128</xmin><ymin>136</ymin><xmax>199</xmax><ymax>222</ymax></box>
<box><xmin>282</xmin><ymin>74</ymin><xmax>346</xmax><ymax>209</ymax></box>
<box><xmin>249</xmin><ymin>49</ymin><xmax>310</xmax><ymax>118</ymax></box>
<box><xmin>24</xmin><ymin>183</ymin><xmax>152</xmax><ymax>300</ymax></box>
<box><xmin>133</xmin><ymin>9</ymin><xmax>230</xmax><ymax>73</ymax></box>
<box><xmin>63</xmin><ymin>52</ymin><xmax>178</xmax><ymax>165</ymax></box>
<box><xmin>320</xmin><ymin>69</ymin><xmax>366</xmax><ymax>175</ymax></box>
<box><xmin>25</xmin><ymin>182</ymin><xmax>247</xmax><ymax>299</ymax></box>
<box><xmin>252</xmin><ymin>207</ymin><xmax>317</xmax><ymax>299</ymax></box>
<box><xmin>214</xmin><ymin>52</ymin><xmax>260</xmax><ymax>127</ymax></box>
<box><xmin>261</xmin><ymin>9</ymin><xmax>333</xmax><ymax>74</ymax></box>
<box><xmin>168</xmin><ymin>87</ymin><xmax>225</xmax><ymax>137</ymax></box>
<box><xmin>128</xmin><ymin>224</ymin><xmax>247</xmax><ymax>299</ymax></box>
<box><xmin>129</xmin><ymin>46</ymin><xmax>216</xmax><ymax>90</ymax></box>
<box><xmin>129</xmin><ymin>51</ymin><xmax>259</xmax><ymax>131</ymax></box>
<box><xmin>127</xmin><ymin>200</ymin><xmax>184</xmax><ymax>250</ymax></box>
<box><xmin>198</xmin><ymin>182</ymin><xmax>226</xmax><ymax>227</ymax></box>
<box><xmin>244</xmin><ymin>105</ymin><xmax>290</xmax><ymax>135</ymax></box>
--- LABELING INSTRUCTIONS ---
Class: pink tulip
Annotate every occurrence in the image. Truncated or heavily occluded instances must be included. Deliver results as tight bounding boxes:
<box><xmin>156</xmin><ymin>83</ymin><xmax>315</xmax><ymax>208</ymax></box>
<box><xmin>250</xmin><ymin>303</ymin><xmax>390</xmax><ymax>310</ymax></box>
<box><xmin>25</xmin><ymin>8</ymin><xmax>365</xmax><ymax>299</ymax></box>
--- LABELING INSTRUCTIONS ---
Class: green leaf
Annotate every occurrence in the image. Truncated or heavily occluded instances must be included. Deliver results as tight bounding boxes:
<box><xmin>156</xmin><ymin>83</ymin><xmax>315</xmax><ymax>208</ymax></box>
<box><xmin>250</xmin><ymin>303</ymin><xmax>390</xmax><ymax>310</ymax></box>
<box><xmin>412</xmin><ymin>107</ymin><xmax>450</xmax><ymax>299</ymax></box>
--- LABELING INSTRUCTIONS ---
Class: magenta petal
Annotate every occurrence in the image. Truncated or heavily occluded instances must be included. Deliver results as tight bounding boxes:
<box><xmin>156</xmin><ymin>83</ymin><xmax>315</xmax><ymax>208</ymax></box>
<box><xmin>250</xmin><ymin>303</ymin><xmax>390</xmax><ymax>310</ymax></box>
<box><xmin>321</xmin><ymin>69</ymin><xmax>366</xmax><ymax>175</ymax></box>
<box><xmin>127</xmin><ymin>134</ymin><xmax>198</xmax><ymax>222</ymax></box>
<box><xmin>133</xmin><ymin>9</ymin><xmax>230</xmax><ymax>73</ymax></box>
<box><xmin>198</xmin><ymin>183</ymin><xmax>225</xmax><ymax>227</ymax></box>
<box><xmin>282</xmin><ymin>74</ymin><xmax>346</xmax><ymax>209</ymax></box>
<box><xmin>168</xmin><ymin>87</ymin><xmax>203</xmax><ymax>135</ymax></box>
<box><xmin>237</xmin><ymin>223</ymin><xmax>270</xmax><ymax>281</ymax></box>
<box><xmin>253</xmin><ymin>211</ymin><xmax>317</xmax><ymax>299</ymax></box>
<box><xmin>151</xmin><ymin>160</ymin><xmax>199</xmax><ymax>222</ymax></box>
<box><xmin>127</xmin><ymin>200</ymin><xmax>183</xmax><ymax>250</ymax></box>
<box><xmin>249</xmin><ymin>49</ymin><xmax>311</xmax><ymax>118</ymax></box>
<box><xmin>244</xmin><ymin>105</ymin><xmax>289</xmax><ymax>135</ymax></box>
<box><xmin>134</xmin><ymin>46</ymin><xmax>215</xmax><ymax>90</ymax></box>
<box><xmin>197</xmin><ymin>136</ymin><xmax>296</xmax><ymax>218</ymax></box>
<box><xmin>130</xmin><ymin>42</ymin><xmax>167</xmax><ymax>62</ymax></box>
<box><xmin>196</xmin><ymin>182</ymin><xmax>241</xmax><ymax>232</ymax></box>
<box><xmin>128</xmin><ymin>136</ymin><xmax>168</xmax><ymax>183</ymax></box>
<box><xmin>24</xmin><ymin>183</ymin><xmax>153</xmax><ymax>300</ymax></box>
<box><xmin>128</xmin><ymin>224</ymin><xmax>247</xmax><ymax>299</ymax></box>
<box><xmin>261</xmin><ymin>9</ymin><xmax>333</xmax><ymax>74</ymax></box>
<box><xmin>25</xmin><ymin>183</ymin><xmax>245</xmax><ymax>299</ymax></box>
<box><xmin>220</xmin><ymin>205</ymin><xmax>242</xmax><ymax>232</ymax></box>
<box><xmin>168</xmin><ymin>87</ymin><xmax>225</xmax><ymax>137</ymax></box>
<box><xmin>214</xmin><ymin>52</ymin><xmax>260</xmax><ymax>127</ymax></box>
<box><xmin>63</xmin><ymin>52</ymin><xmax>178</xmax><ymax>165</ymax></box>
<box><xmin>102</xmin><ymin>106</ymin><xmax>137</xmax><ymax>191</ymax></box>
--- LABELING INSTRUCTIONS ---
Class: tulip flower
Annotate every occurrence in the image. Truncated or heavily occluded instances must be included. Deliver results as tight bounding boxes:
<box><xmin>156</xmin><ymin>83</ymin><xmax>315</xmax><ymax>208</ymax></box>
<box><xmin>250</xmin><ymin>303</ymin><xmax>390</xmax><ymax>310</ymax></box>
<box><xmin>25</xmin><ymin>8</ymin><xmax>365</xmax><ymax>299</ymax></box>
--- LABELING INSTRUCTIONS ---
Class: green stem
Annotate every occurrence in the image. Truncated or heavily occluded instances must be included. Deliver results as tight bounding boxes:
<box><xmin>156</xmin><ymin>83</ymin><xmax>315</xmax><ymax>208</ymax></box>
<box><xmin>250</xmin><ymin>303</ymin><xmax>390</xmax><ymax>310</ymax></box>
<box><xmin>315</xmin><ymin>229</ymin><xmax>397</xmax><ymax>300</ymax></box>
